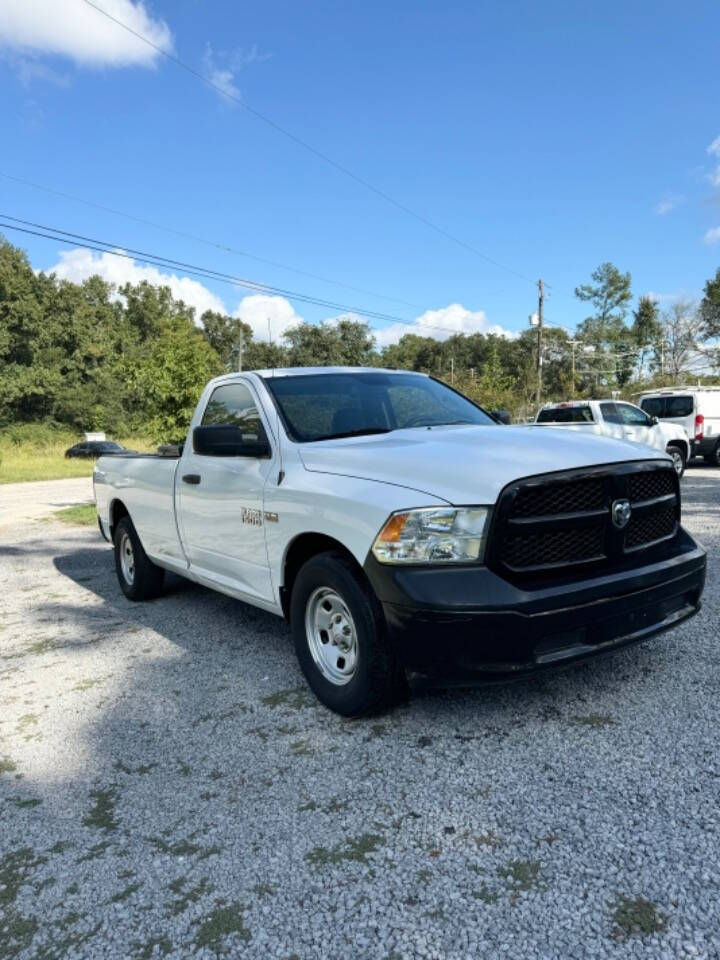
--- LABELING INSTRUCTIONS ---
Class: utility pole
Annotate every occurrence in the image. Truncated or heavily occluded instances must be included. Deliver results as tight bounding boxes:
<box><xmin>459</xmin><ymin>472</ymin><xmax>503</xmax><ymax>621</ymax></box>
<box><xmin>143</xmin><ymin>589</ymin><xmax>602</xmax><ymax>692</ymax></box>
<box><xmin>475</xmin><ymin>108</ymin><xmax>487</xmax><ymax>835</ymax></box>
<box><xmin>536</xmin><ymin>279</ymin><xmax>544</xmax><ymax>405</ymax></box>
<box><xmin>450</xmin><ymin>356</ymin><xmax>455</xmax><ymax>385</ymax></box>
<box><xmin>235</xmin><ymin>333</ymin><xmax>244</xmax><ymax>372</ymax></box>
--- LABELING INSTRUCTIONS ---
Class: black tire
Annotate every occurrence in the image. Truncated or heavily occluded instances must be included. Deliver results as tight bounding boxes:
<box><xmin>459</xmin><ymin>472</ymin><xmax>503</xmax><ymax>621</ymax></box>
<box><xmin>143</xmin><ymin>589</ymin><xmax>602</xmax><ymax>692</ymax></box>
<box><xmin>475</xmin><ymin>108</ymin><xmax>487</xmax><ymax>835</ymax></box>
<box><xmin>113</xmin><ymin>515</ymin><xmax>165</xmax><ymax>601</ymax></box>
<box><xmin>704</xmin><ymin>442</ymin><xmax>720</xmax><ymax>467</ymax></box>
<box><xmin>667</xmin><ymin>444</ymin><xmax>686</xmax><ymax>479</ymax></box>
<box><xmin>290</xmin><ymin>551</ymin><xmax>407</xmax><ymax>717</ymax></box>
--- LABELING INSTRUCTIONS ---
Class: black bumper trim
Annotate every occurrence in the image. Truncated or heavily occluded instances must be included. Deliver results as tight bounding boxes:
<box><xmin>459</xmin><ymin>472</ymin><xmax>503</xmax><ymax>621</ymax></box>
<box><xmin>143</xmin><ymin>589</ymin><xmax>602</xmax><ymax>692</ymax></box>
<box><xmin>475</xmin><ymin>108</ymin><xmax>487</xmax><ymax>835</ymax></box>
<box><xmin>365</xmin><ymin>533</ymin><xmax>706</xmax><ymax>682</ymax></box>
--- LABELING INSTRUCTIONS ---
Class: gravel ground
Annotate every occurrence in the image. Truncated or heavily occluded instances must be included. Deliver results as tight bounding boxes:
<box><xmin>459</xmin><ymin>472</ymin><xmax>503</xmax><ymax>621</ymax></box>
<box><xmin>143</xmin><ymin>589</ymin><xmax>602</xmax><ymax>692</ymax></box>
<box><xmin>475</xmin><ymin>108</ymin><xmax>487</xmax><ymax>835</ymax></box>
<box><xmin>1</xmin><ymin>467</ymin><xmax>719</xmax><ymax>960</ymax></box>
<box><xmin>0</xmin><ymin>477</ymin><xmax>93</xmax><ymax>527</ymax></box>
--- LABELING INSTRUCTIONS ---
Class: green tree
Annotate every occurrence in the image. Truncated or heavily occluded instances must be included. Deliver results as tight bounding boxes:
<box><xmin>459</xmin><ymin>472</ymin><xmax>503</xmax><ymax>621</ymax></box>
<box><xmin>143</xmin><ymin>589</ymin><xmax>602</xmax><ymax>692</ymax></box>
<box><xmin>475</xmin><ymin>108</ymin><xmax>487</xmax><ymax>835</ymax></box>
<box><xmin>575</xmin><ymin>262</ymin><xmax>633</xmax><ymax>388</ymax></box>
<box><xmin>631</xmin><ymin>296</ymin><xmax>661</xmax><ymax>381</ymax></box>
<box><xmin>700</xmin><ymin>267</ymin><xmax>720</xmax><ymax>339</ymax></box>
<box><xmin>129</xmin><ymin>311</ymin><xmax>222</xmax><ymax>442</ymax></box>
<box><xmin>201</xmin><ymin>310</ymin><xmax>253</xmax><ymax>370</ymax></box>
<box><xmin>460</xmin><ymin>342</ymin><xmax>516</xmax><ymax>411</ymax></box>
<box><xmin>284</xmin><ymin>318</ymin><xmax>375</xmax><ymax>367</ymax></box>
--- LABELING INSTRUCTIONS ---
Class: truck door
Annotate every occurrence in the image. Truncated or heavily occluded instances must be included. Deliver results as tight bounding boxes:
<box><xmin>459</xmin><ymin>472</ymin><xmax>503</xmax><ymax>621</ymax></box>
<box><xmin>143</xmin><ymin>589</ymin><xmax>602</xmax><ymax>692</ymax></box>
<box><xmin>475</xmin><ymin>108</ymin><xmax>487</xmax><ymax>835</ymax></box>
<box><xmin>598</xmin><ymin>402</ymin><xmax>625</xmax><ymax>441</ymax></box>
<box><xmin>177</xmin><ymin>380</ymin><xmax>275</xmax><ymax>602</ymax></box>
<box><xmin>614</xmin><ymin>402</ymin><xmax>655</xmax><ymax>448</ymax></box>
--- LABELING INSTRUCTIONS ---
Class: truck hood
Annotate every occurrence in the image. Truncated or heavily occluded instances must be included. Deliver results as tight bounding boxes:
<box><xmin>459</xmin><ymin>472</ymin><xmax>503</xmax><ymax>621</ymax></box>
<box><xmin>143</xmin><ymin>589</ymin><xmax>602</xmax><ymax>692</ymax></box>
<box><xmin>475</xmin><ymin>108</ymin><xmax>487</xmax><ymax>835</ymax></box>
<box><xmin>297</xmin><ymin>425</ymin><xmax>668</xmax><ymax>505</ymax></box>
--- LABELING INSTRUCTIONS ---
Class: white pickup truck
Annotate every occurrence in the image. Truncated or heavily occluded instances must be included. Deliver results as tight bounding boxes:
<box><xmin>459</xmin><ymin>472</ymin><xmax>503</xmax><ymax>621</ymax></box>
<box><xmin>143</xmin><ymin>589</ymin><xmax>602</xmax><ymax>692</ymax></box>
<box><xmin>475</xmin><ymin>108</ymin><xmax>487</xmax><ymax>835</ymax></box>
<box><xmin>534</xmin><ymin>399</ymin><xmax>691</xmax><ymax>477</ymax></box>
<box><xmin>94</xmin><ymin>368</ymin><xmax>705</xmax><ymax>715</ymax></box>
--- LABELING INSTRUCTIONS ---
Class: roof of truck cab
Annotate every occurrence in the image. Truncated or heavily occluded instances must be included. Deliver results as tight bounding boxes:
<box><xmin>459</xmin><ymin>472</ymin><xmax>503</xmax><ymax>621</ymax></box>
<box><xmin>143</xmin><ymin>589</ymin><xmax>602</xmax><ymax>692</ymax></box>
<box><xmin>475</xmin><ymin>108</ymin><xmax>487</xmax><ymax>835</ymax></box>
<box><xmin>250</xmin><ymin>366</ymin><xmax>428</xmax><ymax>378</ymax></box>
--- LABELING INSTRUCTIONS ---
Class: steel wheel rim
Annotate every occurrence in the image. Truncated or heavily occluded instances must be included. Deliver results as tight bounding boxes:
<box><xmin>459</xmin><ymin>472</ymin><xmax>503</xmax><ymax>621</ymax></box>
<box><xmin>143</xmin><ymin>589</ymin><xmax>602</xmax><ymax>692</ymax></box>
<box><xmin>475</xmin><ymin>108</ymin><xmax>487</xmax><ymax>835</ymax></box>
<box><xmin>305</xmin><ymin>587</ymin><xmax>358</xmax><ymax>685</ymax></box>
<box><xmin>119</xmin><ymin>532</ymin><xmax>135</xmax><ymax>585</ymax></box>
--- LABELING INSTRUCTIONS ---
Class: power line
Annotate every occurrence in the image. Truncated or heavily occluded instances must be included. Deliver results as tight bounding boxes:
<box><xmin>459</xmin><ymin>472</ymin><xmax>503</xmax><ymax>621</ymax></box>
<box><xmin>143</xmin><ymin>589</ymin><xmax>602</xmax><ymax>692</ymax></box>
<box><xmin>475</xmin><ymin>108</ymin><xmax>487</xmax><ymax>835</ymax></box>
<box><xmin>78</xmin><ymin>0</ymin><xmax>538</xmax><ymax>287</ymax></box>
<box><xmin>0</xmin><ymin>214</ymin><xmax>473</xmax><ymax>336</ymax></box>
<box><xmin>0</xmin><ymin>171</ymin><xmax>426</xmax><ymax>312</ymax></box>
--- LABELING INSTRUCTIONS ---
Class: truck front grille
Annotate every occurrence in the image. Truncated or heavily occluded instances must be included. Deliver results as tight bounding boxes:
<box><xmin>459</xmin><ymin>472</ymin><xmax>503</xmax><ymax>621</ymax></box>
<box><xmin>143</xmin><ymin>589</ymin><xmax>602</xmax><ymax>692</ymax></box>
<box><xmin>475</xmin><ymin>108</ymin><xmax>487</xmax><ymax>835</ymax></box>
<box><xmin>490</xmin><ymin>462</ymin><xmax>680</xmax><ymax>578</ymax></box>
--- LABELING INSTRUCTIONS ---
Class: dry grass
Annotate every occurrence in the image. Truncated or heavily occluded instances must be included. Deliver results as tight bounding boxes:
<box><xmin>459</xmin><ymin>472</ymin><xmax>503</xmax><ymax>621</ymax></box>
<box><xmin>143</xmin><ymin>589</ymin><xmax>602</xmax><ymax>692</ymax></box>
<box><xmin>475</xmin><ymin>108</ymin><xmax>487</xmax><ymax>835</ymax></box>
<box><xmin>0</xmin><ymin>431</ymin><xmax>153</xmax><ymax>484</ymax></box>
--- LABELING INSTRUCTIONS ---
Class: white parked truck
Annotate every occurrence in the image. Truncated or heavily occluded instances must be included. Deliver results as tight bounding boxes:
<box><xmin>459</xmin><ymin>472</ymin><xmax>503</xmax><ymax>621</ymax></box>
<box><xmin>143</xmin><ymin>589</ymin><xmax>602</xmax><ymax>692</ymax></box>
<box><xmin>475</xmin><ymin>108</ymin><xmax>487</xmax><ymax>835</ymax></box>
<box><xmin>534</xmin><ymin>399</ymin><xmax>691</xmax><ymax>476</ymax></box>
<box><xmin>635</xmin><ymin>387</ymin><xmax>720</xmax><ymax>467</ymax></box>
<box><xmin>94</xmin><ymin>368</ymin><xmax>706</xmax><ymax>715</ymax></box>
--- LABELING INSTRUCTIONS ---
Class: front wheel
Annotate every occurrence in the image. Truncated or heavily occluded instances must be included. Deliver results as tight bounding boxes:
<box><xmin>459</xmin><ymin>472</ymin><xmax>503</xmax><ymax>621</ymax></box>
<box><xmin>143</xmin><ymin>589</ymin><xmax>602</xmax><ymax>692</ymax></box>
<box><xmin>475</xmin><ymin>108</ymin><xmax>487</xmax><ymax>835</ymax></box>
<box><xmin>290</xmin><ymin>551</ymin><xmax>406</xmax><ymax>716</ymax></box>
<box><xmin>113</xmin><ymin>516</ymin><xmax>165</xmax><ymax>601</ymax></box>
<box><xmin>667</xmin><ymin>444</ymin><xmax>686</xmax><ymax>479</ymax></box>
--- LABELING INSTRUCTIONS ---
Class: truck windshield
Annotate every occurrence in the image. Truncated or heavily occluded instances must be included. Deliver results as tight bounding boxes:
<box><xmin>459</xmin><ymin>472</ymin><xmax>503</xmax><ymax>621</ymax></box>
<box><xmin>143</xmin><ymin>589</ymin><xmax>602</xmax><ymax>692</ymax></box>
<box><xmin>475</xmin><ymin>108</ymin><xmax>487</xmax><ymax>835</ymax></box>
<box><xmin>263</xmin><ymin>372</ymin><xmax>495</xmax><ymax>442</ymax></box>
<box><xmin>537</xmin><ymin>406</ymin><xmax>594</xmax><ymax>423</ymax></box>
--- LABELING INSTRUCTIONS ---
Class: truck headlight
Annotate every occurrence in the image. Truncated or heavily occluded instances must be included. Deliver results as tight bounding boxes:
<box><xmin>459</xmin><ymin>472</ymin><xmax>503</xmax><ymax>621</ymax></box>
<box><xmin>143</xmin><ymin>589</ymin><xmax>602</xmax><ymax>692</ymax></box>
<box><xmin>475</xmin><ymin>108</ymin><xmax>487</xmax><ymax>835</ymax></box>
<box><xmin>372</xmin><ymin>507</ymin><xmax>491</xmax><ymax>564</ymax></box>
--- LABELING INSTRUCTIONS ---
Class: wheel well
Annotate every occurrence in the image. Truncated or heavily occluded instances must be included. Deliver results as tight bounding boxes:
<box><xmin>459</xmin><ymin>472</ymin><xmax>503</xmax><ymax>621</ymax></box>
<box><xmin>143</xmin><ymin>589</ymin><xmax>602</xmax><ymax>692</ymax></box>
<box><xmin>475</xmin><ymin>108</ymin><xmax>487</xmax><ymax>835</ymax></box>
<box><xmin>280</xmin><ymin>533</ymin><xmax>358</xmax><ymax>619</ymax></box>
<box><xmin>666</xmin><ymin>439</ymin><xmax>688</xmax><ymax>459</ymax></box>
<box><xmin>109</xmin><ymin>499</ymin><xmax>129</xmax><ymax>540</ymax></box>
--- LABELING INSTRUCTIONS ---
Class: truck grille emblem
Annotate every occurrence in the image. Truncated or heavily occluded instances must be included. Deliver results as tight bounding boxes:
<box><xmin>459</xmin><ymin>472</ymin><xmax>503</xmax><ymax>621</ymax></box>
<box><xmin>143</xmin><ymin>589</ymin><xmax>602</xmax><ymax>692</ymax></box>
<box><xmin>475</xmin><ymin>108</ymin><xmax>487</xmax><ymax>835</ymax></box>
<box><xmin>611</xmin><ymin>499</ymin><xmax>632</xmax><ymax>529</ymax></box>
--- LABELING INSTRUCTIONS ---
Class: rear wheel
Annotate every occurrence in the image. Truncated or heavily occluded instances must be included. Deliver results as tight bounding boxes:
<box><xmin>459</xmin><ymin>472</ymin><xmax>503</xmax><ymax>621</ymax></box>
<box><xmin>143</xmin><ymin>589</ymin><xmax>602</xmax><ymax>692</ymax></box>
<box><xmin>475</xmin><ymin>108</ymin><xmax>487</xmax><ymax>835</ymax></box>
<box><xmin>704</xmin><ymin>442</ymin><xmax>720</xmax><ymax>467</ymax></box>
<box><xmin>113</xmin><ymin>516</ymin><xmax>165</xmax><ymax>601</ymax></box>
<box><xmin>667</xmin><ymin>444</ymin><xmax>686</xmax><ymax>478</ymax></box>
<box><xmin>290</xmin><ymin>551</ymin><xmax>406</xmax><ymax>716</ymax></box>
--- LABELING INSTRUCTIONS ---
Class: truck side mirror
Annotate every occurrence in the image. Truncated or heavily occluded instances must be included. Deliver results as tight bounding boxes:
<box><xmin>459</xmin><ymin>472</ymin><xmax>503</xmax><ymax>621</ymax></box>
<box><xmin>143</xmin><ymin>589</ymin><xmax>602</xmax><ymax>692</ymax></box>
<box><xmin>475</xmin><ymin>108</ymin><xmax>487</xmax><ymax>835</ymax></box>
<box><xmin>193</xmin><ymin>424</ymin><xmax>271</xmax><ymax>458</ymax></box>
<box><xmin>648</xmin><ymin>415</ymin><xmax>659</xmax><ymax>426</ymax></box>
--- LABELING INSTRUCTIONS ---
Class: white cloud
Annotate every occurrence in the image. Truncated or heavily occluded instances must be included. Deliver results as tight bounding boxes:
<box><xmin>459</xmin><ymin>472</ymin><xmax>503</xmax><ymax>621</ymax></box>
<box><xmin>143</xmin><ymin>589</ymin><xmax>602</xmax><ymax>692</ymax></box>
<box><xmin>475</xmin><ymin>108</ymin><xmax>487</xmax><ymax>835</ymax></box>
<box><xmin>0</xmin><ymin>0</ymin><xmax>172</xmax><ymax>68</ymax></box>
<box><xmin>654</xmin><ymin>194</ymin><xmax>684</xmax><ymax>215</ymax></box>
<box><xmin>202</xmin><ymin>42</ymin><xmax>270</xmax><ymax>102</ymax></box>
<box><xmin>47</xmin><ymin>248</ymin><xmax>227</xmax><ymax>318</ymax></box>
<box><xmin>705</xmin><ymin>136</ymin><xmax>720</xmax><ymax>188</ymax></box>
<box><xmin>704</xmin><ymin>227</ymin><xmax>720</xmax><ymax>245</ymax></box>
<box><xmin>234</xmin><ymin>294</ymin><xmax>303</xmax><ymax>341</ymax></box>
<box><xmin>373</xmin><ymin>303</ymin><xmax>512</xmax><ymax>347</ymax></box>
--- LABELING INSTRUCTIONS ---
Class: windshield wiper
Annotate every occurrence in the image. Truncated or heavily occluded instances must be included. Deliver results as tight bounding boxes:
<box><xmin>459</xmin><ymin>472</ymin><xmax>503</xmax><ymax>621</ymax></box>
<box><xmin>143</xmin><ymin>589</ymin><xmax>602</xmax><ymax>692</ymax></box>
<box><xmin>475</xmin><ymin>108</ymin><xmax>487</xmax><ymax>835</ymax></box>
<box><xmin>318</xmin><ymin>427</ymin><xmax>393</xmax><ymax>441</ymax></box>
<box><xmin>410</xmin><ymin>418</ymin><xmax>474</xmax><ymax>428</ymax></box>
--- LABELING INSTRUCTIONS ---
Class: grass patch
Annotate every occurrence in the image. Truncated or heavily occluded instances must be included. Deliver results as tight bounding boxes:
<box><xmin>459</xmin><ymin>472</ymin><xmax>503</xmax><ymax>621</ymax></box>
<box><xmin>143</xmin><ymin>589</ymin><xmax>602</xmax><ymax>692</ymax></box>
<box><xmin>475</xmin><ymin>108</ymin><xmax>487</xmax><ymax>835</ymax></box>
<box><xmin>611</xmin><ymin>894</ymin><xmax>668</xmax><ymax>938</ymax></box>
<box><xmin>195</xmin><ymin>902</ymin><xmax>251</xmax><ymax>950</ymax></box>
<box><xmin>0</xmin><ymin>429</ymin><xmax>152</xmax><ymax>484</ymax></box>
<box><xmin>305</xmin><ymin>833</ymin><xmax>385</xmax><ymax>868</ymax></box>
<box><xmin>167</xmin><ymin>876</ymin><xmax>213</xmax><ymax>916</ymax></box>
<box><xmin>149</xmin><ymin>836</ymin><xmax>221</xmax><ymax>860</ymax></box>
<box><xmin>10</xmin><ymin>797</ymin><xmax>42</xmax><ymax>809</ymax></box>
<box><xmin>53</xmin><ymin>503</ymin><xmax>97</xmax><ymax>526</ymax></box>
<box><xmin>0</xmin><ymin>756</ymin><xmax>18</xmax><ymax>775</ymax></box>
<box><xmin>109</xmin><ymin>882</ymin><xmax>142</xmax><ymax>904</ymax></box>
<box><xmin>473</xmin><ymin>885</ymin><xmax>499</xmax><ymax>904</ymax></box>
<box><xmin>261</xmin><ymin>687</ymin><xmax>314</xmax><ymax>711</ymax></box>
<box><xmin>83</xmin><ymin>789</ymin><xmax>118</xmax><ymax>832</ymax></box>
<box><xmin>498</xmin><ymin>859</ymin><xmax>542</xmax><ymax>892</ymax></box>
<box><xmin>76</xmin><ymin>840</ymin><xmax>112</xmax><ymax>863</ymax></box>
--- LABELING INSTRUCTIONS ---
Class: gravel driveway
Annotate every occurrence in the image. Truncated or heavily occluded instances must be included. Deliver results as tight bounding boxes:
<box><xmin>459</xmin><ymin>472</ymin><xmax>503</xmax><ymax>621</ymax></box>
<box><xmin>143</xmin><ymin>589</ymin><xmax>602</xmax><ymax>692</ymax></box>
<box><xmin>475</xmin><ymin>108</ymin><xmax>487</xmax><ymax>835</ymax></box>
<box><xmin>1</xmin><ymin>468</ymin><xmax>719</xmax><ymax>959</ymax></box>
<box><xmin>0</xmin><ymin>477</ymin><xmax>93</xmax><ymax>527</ymax></box>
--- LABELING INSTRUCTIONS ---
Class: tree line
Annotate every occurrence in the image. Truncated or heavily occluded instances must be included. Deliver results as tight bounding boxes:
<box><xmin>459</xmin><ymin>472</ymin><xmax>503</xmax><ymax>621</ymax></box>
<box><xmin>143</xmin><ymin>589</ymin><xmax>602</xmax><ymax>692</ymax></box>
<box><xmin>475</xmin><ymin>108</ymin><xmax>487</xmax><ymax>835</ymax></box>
<box><xmin>1</xmin><ymin>235</ymin><xmax>719</xmax><ymax>441</ymax></box>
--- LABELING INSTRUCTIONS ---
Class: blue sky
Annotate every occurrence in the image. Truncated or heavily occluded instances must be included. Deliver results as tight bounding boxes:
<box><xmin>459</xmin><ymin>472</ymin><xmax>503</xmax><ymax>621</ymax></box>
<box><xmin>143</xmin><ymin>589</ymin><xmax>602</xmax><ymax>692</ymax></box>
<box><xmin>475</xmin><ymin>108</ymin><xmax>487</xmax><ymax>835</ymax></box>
<box><xmin>1</xmin><ymin>0</ymin><xmax>720</xmax><ymax>346</ymax></box>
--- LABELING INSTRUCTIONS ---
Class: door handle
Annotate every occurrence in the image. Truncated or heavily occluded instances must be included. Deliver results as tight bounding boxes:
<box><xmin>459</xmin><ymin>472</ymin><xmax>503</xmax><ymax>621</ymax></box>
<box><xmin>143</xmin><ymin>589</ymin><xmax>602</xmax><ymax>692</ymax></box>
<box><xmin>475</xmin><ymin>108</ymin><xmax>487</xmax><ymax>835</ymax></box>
<box><xmin>182</xmin><ymin>474</ymin><xmax>201</xmax><ymax>485</ymax></box>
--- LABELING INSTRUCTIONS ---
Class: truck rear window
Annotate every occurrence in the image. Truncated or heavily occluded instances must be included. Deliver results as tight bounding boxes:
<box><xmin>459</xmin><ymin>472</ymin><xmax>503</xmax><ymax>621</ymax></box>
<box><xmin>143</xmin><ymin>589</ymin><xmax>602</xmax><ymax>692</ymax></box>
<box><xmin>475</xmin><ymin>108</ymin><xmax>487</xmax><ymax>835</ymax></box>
<box><xmin>537</xmin><ymin>406</ymin><xmax>594</xmax><ymax>423</ymax></box>
<box><xmin>640</xmin><ymin>396</ymin><xmax>694</xmax><ymax>418</ymax></box>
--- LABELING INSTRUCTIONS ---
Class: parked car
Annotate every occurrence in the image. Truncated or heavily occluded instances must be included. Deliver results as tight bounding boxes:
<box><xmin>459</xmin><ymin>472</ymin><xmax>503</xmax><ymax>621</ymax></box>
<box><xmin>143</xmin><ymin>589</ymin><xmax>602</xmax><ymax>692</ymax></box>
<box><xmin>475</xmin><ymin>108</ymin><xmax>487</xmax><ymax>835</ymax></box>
<box><xmin>65</xmin><ymin>440</ymin><xmax>130</xmax><ymax>459</ymax></box>
<box><xmin>534</xmin><ymin>399</ymin><xmax>691</xmax><ymax>476</ymax></box>
<box><xmin>94</xmin><ymin>368</ymin><xmax>705</xmax><ymax>716</ymax></box>
<box><xmin>636</xmin><ymin>387</ymin><xmax>720</xmax><ymax>466</ymax></box>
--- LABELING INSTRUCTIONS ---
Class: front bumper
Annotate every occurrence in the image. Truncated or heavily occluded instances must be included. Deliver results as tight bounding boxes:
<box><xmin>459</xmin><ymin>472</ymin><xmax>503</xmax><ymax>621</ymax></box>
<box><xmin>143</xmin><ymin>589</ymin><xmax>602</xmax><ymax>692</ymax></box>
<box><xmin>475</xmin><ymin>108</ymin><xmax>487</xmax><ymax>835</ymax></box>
<box><xmin>364</xmin><ymin>528</ymin><xmax>706</xmax><ymax>683</ymax></box>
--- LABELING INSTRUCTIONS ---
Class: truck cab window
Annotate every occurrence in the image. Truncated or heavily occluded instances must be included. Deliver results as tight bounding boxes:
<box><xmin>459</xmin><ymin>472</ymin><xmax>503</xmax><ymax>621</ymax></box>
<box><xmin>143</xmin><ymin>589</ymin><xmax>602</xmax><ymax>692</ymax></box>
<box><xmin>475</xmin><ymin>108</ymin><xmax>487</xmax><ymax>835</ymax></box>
<box><xmin>599</xmin><ymin>402</ymin><xmax>622</xmax><ymax>424</ymax></box>
<box><xmin>202</xmin><ymin>382</ymin><xmax>267</xmax><ymax>441</ymax></box>
<box><xmin>616</xmin><ymin>403</ymin><xmax>650</xmax><ymax>426</ymax></box>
